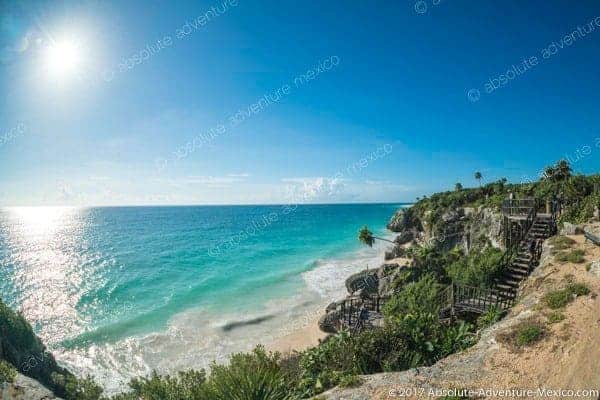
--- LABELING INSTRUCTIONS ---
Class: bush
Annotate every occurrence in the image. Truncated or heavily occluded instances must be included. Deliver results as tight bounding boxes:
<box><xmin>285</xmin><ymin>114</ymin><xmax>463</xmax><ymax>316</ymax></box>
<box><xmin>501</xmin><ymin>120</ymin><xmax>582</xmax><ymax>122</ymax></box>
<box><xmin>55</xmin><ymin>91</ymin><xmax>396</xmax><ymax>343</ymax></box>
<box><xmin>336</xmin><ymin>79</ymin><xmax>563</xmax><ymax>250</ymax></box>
<box><xmin>476</xmin><ymin>306</ymin><xmax>503</xmax><ymax>328</ymax></box>
<box><xmin>543</xmin><ymin>290</ymin><xmax>571</xmax><ymax>309</ymax></box>
<box><xmin>383</xmin><ymin>274</ymin><xmax>442</xmax><ymax>318</ymax></box>
<box><xmin>542</xmin><ymin>282</ymin><xmax>590</xmax><ymax>309</ymax></box>
<box><xmin>0</xmin><ymin>360</ymin><xmax>17</xmax><ymax>385</ymax></box>
<box><xmin>497</xmin><ymin>320</ymin><xmax>546</xmax><ymax>348</ymax></box>
<box><xmin>51</xmin><ymin>374</ymin><xmax>103</xmax><ymax>400</ymax></box>
<box><xmin>337</xmin><ymin>374</ymin><xmax>362</xmax><ymax>388</ymax></box>
<box><xmin>554</xmin><ymin>249</ymin><xmax>585</xmax><ymax>263</ymax></box>
<box><xmin>445</xmin><ymin>247</ymin><xmax>504</xmax><ymax>288</ymax></box>
<box><xmin>515</xmin><ymin>323</ymin><xmax>545</xmax><ymax>346</ymax></box>
<box><xmin>115</xmin><ymin>347</ymin><xmax>295</xmax><ymax>400</ymax></box>
<box><xmin>549</xmin><ymin>236</ymin><xmax>575</xmax><ymax>250</ymax></box>
<box><xmin>546</xmin><ymin>312</ymin><xmax>565</xmax><ymax>324</ymax></box>
<box><xmin>566</xmin><ymin>282</ymin><xmax>590</xmax><ymax>296</ymax></box>
<box><xmin>208</xmin><ymin>347</ymin><xmax>295</xmax><ymax>400</ymax></box>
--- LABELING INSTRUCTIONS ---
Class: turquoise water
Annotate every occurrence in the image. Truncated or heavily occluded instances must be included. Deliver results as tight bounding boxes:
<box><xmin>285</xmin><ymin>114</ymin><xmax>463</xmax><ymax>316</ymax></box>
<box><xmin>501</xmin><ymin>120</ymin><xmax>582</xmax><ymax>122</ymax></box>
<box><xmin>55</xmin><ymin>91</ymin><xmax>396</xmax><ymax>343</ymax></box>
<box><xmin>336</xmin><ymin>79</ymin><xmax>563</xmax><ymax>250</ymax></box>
<box><xmin>0</xmin><ymin>203</ymin><xmax>405</xmax><ymax>391</ymax></box>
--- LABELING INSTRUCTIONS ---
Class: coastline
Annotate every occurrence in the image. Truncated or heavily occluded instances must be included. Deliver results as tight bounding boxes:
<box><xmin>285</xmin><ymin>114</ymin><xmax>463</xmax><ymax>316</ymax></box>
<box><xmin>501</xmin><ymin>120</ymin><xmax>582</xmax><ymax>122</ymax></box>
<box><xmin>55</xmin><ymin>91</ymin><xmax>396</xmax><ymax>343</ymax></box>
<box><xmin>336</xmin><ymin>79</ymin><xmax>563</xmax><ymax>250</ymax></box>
<box><xmin>58</xmin><ymin>222</ymin><xmax>398</xmax><ymax>394</ymax></box>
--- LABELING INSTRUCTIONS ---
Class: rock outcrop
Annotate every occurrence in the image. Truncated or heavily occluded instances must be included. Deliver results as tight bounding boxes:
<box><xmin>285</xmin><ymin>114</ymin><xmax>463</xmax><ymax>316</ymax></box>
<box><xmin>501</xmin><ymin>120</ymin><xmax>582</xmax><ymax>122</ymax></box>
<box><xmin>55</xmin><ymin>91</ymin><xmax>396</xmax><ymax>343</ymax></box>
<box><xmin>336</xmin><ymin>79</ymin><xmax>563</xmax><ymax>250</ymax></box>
<box><xmin>386</xmin><ymin>208</ymin><xmax>421</xmax><ymax>233</ymax></box>
<box><xmin>1</xmin><ymin>373</ymin><xmax>62</xmax><ymax>400</ymax></box>
<box><xmin>388</xmin><ymin>205</ymin><xmax>504</xmax><ymax>253</ymax></box>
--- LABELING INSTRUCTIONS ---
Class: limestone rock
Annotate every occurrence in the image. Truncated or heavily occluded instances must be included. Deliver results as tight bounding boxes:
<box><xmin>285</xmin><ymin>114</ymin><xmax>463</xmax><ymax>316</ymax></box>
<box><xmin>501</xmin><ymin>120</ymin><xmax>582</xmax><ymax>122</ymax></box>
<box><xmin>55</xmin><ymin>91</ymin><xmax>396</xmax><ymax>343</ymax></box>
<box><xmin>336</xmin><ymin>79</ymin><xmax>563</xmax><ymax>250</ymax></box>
<box><xmin>318</xmin><ymin>310</ymin><xmax>341</xmax><ymax>334</ymax></box>
<box><xmin>1</xmin><ymin>374</ymin><xmax>62</xmax><ymax>400</ymax></box>
<box><xmin>560</xmin><ymin>222</ymin><xmax>583</xmax><ymax>235</ymax></box>
<box><xmin>345</xmin><ymin>269</ymin><xmax>378</xmax><ymax>295</ymax></box>
<box><xmin>386</xmin><ymin>208</ymin><xmax>421</xmax><ymax>233</ymax></box>
<box><xmin>394</xmin><ymin>230</ymin><xmax>414</xmax><ymax>245</ymax></box>
<box><xmin>588</xmin><ymin>261</ymin><xmax>600</xmax><ymax>277</ymax></box>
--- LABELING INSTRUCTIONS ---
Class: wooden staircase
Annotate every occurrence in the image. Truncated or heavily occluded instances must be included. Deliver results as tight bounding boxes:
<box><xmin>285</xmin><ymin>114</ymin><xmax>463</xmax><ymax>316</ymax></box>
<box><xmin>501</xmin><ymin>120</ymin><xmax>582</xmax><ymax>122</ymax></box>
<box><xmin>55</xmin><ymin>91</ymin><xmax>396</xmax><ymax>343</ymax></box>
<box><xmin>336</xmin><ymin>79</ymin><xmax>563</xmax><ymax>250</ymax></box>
<box><xmin>333</xmin><ymin>197</ymin><xmax>558</xmax><ymax>332</ymax></box>
<box><xmin>492</xmin><ymin>215</ymin><xmax>554</xmax><ymax>301</ymax></box>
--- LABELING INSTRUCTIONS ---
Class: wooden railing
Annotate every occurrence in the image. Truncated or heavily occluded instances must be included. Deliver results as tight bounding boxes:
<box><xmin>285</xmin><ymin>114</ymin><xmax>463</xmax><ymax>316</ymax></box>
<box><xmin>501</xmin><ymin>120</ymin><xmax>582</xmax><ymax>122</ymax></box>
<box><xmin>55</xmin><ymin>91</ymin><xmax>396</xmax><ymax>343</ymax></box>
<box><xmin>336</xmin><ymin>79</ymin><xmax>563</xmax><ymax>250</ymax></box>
<box><xmin>501</xmin><ymin>198</ymin><xmax>537</xmax><ymax>216</ymax></box>
<box><xmin>452</xmin><ymin>283</ymin><xmax>515</xmax><ymax>312</ymax></box>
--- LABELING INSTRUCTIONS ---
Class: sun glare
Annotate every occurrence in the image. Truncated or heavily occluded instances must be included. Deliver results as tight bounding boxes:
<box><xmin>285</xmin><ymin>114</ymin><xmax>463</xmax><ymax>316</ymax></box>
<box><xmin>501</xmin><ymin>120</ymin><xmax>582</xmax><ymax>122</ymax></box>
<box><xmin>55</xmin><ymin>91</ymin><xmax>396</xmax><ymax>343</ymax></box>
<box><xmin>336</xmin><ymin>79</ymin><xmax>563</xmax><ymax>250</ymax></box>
<box><xmin>45</xmin><ymin>38</ymin><xmax>82</xmax><ymax>78</ymax></box>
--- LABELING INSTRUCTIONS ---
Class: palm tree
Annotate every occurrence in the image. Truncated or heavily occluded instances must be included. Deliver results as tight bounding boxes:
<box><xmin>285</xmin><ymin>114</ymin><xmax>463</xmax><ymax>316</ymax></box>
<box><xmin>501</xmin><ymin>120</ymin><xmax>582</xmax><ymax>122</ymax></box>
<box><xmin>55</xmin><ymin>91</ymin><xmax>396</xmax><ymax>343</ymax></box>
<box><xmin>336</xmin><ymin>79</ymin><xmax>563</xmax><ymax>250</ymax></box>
<box><xmin>455</xmin><ymin>183</ymin><xmax>463</xmax><ymax>191</ymax></box>
<box><xmin>474</xmin><ymin>171</ymin><xmax>483</xmax><ymax>187</ymax></box>
<box><xmin>542</xmin><ymin>165</ymin><xmax>555</xmax><ymax>181</ymax></box>
<box><xmin>555</xmin><ymin>159</ymin><xmax>572</xmax><ymax>181</ymax></box>
<box><xmin>358</xmin><ymin>226</ymin><xmax>395</xmax><ymax>247</ymax></box>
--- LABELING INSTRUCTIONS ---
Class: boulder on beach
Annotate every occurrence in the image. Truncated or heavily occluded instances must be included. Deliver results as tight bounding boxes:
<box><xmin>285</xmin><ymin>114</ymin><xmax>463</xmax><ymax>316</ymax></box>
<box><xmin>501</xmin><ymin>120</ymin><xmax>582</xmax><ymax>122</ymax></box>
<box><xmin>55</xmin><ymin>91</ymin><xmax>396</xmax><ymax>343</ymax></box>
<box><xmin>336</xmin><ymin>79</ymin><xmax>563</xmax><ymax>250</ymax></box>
<box><xmin>345</xmin><ymin>269</ymin><xmax>379</xmax><ymax>295</ymax></box>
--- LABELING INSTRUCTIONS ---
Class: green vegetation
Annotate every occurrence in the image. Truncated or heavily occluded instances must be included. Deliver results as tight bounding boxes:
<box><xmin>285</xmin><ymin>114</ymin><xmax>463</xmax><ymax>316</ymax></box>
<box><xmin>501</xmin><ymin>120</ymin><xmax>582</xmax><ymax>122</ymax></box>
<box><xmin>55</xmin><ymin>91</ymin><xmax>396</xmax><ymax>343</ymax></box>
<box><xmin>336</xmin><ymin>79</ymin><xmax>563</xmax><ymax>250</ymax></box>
<box><xmin>546</xmin><ymin>312</ymin><xmax>565</xmax><ymax>324</ymax></box>
<box><xmin>542</xmin><ymin>282</ymin><xmax>591</xmax><ymax>309</ymax></box>
<box><xmin>454</xmin><ymin>183</ymin><xmax>463</xmax><ymax>191</ymax></box>
<box><xmin>476</xmin><ymin>306</ymin><xmax>504</xmax><ymax>328</ymax></box>
<box><xmin>548</xmin><ymin>236</ymin><xmax>575</xmax><ymax>250</ymax></box>
<box><xmin>515</xmin><ymin>322</ymin><xmax>545</xmax><ymax>347</ymax></box>
<box><xmin>0</xmin><ymin>360</ymin><xmax>17</xmax><ymax>385</ymax></box>
<box><xmin>445</xmin><ymin>247</ymin><xmax>504</xmax><ymax>288</ymax></box>
<box><xmin>412</xmin><ymin>160</ymin><xmax>599</xmax><ymax>232</ymax></box>
<box><xmin>474</xmin><ymin>171</ymin><xmax>483</xmax><ymax>187</ymax></box>
<box><xmin>357</xmin><ymin>226</ymin><xmax>395</xmax><ymax>247</ymax></box>
<box><xmin>497</xmin><ymin>320</ymin><xmax>546</xmax><ymax>348</ymax></box>
<box><xmin>554</xmin><ymin>249</ymin><xmax>585</xmax><ymax>263</ymax></box>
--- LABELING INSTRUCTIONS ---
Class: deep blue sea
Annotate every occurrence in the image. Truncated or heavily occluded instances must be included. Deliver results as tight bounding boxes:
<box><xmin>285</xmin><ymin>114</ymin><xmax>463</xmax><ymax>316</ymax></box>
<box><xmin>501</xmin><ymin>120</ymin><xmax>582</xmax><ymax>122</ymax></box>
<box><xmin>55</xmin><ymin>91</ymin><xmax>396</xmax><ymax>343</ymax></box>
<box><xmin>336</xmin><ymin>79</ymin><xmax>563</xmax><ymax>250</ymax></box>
<box><xmin>0</xmin><ymin>203</ymin><xmax>406</xmax><ymax>391</ymax></box>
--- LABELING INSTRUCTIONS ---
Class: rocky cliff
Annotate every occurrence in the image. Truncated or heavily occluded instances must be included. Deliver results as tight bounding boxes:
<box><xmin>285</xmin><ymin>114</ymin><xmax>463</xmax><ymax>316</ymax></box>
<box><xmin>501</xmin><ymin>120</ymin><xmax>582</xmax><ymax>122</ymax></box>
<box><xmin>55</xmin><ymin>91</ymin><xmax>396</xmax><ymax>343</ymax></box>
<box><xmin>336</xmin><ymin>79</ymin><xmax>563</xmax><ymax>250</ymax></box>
<box><xmin>387</xmin><ymin>205</ymin><xmax>504</xmax><ymax>254</ymax></box>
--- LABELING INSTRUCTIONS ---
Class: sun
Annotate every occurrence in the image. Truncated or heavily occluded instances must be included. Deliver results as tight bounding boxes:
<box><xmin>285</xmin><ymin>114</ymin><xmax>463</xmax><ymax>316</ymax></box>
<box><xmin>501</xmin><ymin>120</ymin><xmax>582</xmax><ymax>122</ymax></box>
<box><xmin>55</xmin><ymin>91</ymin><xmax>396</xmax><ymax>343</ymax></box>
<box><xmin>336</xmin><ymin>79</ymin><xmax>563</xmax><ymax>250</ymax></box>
<box><xmin>45</xmin><ymin>38</ymin><xmax>82</xmax><ymax>78</ymax></box>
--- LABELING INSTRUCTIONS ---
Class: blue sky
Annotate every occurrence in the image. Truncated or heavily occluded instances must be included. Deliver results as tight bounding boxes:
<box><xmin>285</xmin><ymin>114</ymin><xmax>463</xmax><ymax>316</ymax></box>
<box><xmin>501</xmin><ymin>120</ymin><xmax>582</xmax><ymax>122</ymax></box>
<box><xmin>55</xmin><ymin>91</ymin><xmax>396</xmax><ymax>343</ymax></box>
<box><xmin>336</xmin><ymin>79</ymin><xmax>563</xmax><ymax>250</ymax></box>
<box><xmin>1</xmin><ymin>0</ymin><xmax>600</xmax><ymax>206</ymax></box>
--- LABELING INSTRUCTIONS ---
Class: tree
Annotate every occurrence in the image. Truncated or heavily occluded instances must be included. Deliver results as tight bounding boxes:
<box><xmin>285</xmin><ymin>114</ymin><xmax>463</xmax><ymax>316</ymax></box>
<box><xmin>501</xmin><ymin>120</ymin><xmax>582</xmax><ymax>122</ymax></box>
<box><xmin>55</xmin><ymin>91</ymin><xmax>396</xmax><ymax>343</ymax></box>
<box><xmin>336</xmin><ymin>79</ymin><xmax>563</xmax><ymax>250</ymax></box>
<box><xmin>555</xmin><ymin>159</ymin><xmax>572</xmax><ymax>181</ymax></box>
<box><xmin>454</xmin><ymin>183</ymin><xmax>463</xmax><ymax>191</ymax></box>
<box><xmin>358</xmin><ymin>226</ymin><xmax>395</xmax><ymax>247</ymax></box>
<box><xmin>474</xmin><ymin>172</ymin><xmax>483</xmax><ymax>187</ymax></box>
<box><xmin>542</xmin><ymin>160</ymin><xmax>572</xmax><ymax>182</ymax></box>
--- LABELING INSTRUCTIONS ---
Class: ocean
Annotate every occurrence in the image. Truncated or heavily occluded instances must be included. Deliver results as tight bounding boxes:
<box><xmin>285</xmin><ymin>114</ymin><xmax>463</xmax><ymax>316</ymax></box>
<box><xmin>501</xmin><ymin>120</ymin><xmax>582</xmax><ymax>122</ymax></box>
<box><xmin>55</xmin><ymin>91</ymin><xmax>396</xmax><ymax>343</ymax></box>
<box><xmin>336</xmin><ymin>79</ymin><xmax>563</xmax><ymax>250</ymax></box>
<box><xmin>0</xmin><ymin>203</ymin><xmax>406</xmax><ymax>392</ymax></box>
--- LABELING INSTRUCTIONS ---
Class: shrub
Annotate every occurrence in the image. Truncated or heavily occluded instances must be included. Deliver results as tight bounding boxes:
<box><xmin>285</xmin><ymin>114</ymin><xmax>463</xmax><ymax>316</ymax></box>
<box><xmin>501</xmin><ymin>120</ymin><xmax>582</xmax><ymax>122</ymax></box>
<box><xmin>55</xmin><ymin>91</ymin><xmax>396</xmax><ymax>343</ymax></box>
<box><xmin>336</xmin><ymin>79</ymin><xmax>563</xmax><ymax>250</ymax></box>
<box><xmin>549</xmin><ymin>236</ymin><xmax>575</xmax><ymax>250</ymax></box>
<box><xmin>0</xmin><ymin>360</ymin><xmax>17</xmax><ymax>385</ymax></box>
<box><xmin>542</xmin><ymin>282</ymin><xmax>590</xmax><ymax>309</ymax></box>
<box><xmin>566</xmin><ymin>282</ymin><xmax>590</xmax><ymax>296</ymax></box>
<box><xmin>476</xmin><ymin>306</ymin><xmax>503</xmax><ymax>328</ymax></box>
<box><xmin>554</xmin><ymin>249</ymin><xmax>585</xmax><ymax>263</ymax></box>
<box><xmin>546</xmin><ymin>312</ymin><xmax>565</xmax><ymax>324</ymax></box>
<box><xmin>0</xmin><ymin>298</ymin><xmax>77</xmax><ymax>398</ymax></box>
<box><xmin>516</xmin><ymin>323</ymin><xmax>545</xmax><ymax>346</ymax></box>
<box><xmin>208</xmin><ymin>347</ymin><xmax>295</xmax><ymax>400</ymax></box>
<box><xmin>383</xmin><ymin>274</ymin><xmax>442</xmax><ymax>318</ymax></box>
<box><xmin>51</xmin><ymin>374</ymin><xmax>103</xmax><ymax>400</ymax></box>
<box><xmin>445</xmin><ymin>247</ymin><xmax>504</xmax><ymax>288</ymax></box>
<box><xmin>543</xmin><ymin>290</ymin><xmax>572</xmax><ymax>309</ymax></box>
<box><xmin>497</xmin><ymin>320</ymin><xmax>546</xmax><ymax>348</ymax></box>
<box><xmin>337</xmin><ymin>373</ymin><xmax>362</xmax><ymax>388</ymax></box>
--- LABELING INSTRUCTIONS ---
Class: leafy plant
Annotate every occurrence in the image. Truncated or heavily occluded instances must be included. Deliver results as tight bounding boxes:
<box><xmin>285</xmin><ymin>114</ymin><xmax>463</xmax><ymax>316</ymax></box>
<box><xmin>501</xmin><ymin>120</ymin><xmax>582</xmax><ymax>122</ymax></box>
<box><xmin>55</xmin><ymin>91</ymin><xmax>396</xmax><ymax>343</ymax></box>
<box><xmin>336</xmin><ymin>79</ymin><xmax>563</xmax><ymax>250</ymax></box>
<box><xmin>546</xmin><ymin>312</ymin><xmax>565</xmax><ymax>324</ymax></box>
<box><xmin>549</xmin><ymin>236</ymin><xmax>575</xmax><ymax>250</ymax></box>
<box><xmin>554</xmin><ymin>249</ymin><xmax>585</xmax><ymax>263</ymax></box>
<box><xmin>542</xmin><ymin>282</ymin><xmax>590</xmax><ymax>309</ymax></box>
<box><xmin>476</xmin><ymin>305</ymin><xmax>503</xmax><ymax>328</ymax></box>
<box><xmin>515</xmin><ymin>323</ymin><xmax>545</xmax><ymax>346</ymax></box>
<box><xmin>0</xmin><ymin>360</ymin><xmax>17</xmax><ymax>385</ymax></box>
<box><xmin>497</xmin><ymin>320</ymin><xmax>546</xmax><ymax>348</ymax></box>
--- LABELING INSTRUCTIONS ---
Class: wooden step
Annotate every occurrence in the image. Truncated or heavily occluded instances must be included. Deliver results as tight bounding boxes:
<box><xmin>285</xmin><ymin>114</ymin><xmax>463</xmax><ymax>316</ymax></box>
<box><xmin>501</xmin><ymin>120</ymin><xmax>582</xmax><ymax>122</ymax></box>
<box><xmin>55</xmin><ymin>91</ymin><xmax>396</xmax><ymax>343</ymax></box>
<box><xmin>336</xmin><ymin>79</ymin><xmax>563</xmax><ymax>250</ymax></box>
<box><xmin>494</xmin><ymin>283</ymin><xmax>517</xmax><ymax>292</ymax></box>
<box><xmin>504</xmin><ymin>271</ymin><xmax>527</xmax><ymax>280</ymax></box>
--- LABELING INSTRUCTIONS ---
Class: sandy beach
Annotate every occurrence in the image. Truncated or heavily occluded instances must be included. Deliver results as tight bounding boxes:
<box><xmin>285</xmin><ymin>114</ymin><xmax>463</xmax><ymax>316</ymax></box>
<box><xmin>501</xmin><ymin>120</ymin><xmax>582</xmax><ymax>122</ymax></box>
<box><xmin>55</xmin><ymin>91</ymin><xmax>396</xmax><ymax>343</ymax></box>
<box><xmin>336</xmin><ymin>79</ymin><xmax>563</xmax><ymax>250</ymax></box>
<box><xmin>268</xmin><ymin>315</ymin><xmax>328</xmax><ymax>354</ymax></box>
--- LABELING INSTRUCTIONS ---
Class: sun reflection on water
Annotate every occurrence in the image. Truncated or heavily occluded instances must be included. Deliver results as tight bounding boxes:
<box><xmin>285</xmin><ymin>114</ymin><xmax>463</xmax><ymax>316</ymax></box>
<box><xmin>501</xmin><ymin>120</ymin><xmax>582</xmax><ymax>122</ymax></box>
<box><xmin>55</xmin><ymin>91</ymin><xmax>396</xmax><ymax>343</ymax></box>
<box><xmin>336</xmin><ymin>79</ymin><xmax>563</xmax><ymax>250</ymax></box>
<box><xmin>1</xmin><ymin>206</ymin><xmax>90</xmax><ymax>345</ymax></box>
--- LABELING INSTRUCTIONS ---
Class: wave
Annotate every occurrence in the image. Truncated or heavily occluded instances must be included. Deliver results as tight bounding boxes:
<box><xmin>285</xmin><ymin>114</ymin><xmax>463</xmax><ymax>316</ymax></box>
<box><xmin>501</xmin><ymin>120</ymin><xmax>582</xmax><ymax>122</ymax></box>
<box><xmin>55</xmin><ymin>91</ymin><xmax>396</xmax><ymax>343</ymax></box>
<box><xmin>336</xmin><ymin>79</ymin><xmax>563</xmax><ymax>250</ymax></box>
<box><xmin>54</xmin><ymin>229</ymin><xmax>396</xmax><ymax>394</ymax></box>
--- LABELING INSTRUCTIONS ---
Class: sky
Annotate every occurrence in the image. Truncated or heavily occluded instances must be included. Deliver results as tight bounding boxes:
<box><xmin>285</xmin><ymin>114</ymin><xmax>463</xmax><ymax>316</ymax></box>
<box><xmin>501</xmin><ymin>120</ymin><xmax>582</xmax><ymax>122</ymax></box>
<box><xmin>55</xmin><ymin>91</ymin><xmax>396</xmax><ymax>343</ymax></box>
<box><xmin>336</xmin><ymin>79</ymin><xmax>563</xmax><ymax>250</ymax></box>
<box><xmin>1</xmin><ymin>0</ymin><xmax>600</xmax><ymax>206</ymax></box>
